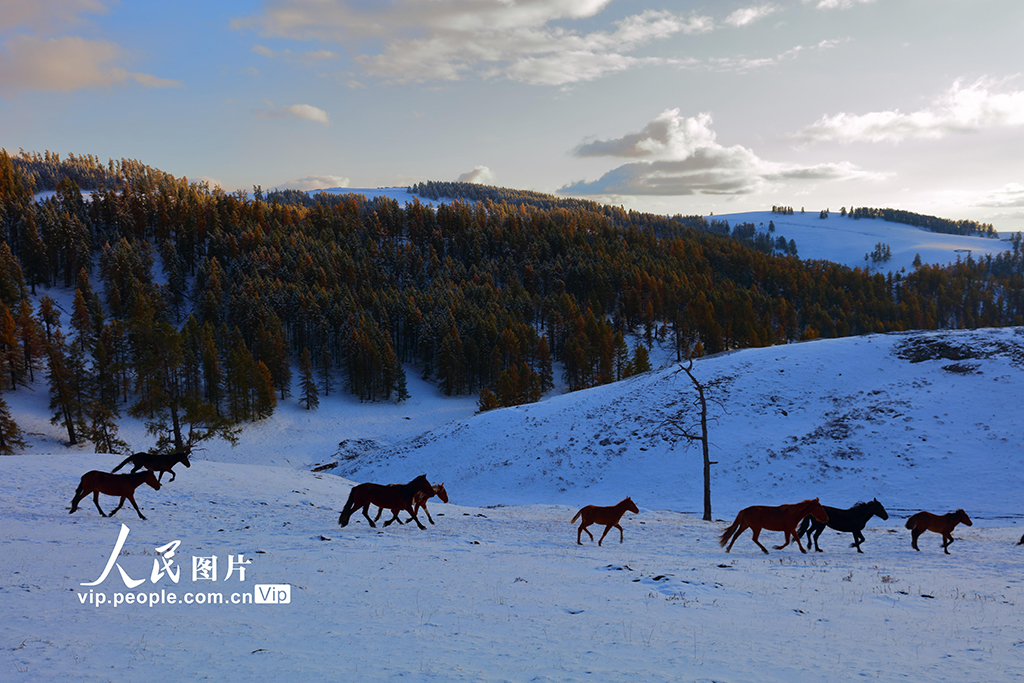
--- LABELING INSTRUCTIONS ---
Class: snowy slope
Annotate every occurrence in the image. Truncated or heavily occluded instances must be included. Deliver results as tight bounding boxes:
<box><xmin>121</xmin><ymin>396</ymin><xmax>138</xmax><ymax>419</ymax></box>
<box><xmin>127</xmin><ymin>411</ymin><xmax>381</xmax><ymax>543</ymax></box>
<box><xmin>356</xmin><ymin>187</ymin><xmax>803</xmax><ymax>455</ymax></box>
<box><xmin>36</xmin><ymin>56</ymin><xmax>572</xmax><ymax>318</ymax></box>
<box><xmin>334</xmin><ymin>328</ymin><xmax>1024</xmax><ymax>519</ymax></box>
<box><xmin>712</xmin><ymin>210</ymin><xmax>1012</xmax><ymax>273</ymax></box>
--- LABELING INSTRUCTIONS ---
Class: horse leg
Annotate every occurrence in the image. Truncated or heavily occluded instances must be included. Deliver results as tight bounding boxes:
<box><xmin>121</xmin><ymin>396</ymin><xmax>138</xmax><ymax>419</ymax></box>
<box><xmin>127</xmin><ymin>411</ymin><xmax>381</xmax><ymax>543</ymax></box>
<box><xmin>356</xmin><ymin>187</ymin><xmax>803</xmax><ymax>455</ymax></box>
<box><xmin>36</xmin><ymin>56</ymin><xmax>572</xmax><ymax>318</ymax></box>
<box><xmin>750</xmin><ymin>528</ymin><xmax>770</xmax><ymax>554</ymax></box>
<box><xmin>911</xmin><ymin>528</ymin><xmax>922</xmax><ymax>551</ymax></box>
<box><xmin>108</xmin><ymin>496</ymin><xmax>126</xmax><ymax>517</ymax></box>
<box><xmin>617</xmin><ymin>523</ymin><xmax>625</xmax><ymax>544</ymax></box>
<box><xmin>372</xmin><ymin>506</ymin><xmax>384</xmax><ymax>523</ymax></box>
<box><xmin>126</xmin><ymin>493</ymin><xmax>147</xmax><ymax>520</ymax></box>
<box><xmin>92</xmin><ymin>491</ymin><xmax>108</xmax><ymax>517</ymax></box>
<box><xmin>70</xmin><ymin>485</ymin><xmax>86</xmax><ymax>514</ymax></box>
<box><xmin>383</xmin><ymin>509</ymin><xmax>403</xmax><ymax>527</ymax></box>
<box><xmin>577</xmin><ymin>523</ymin><xmax>593</xmax><ymax>545</ymax></box>
<box><xmin>421</xmin><ymin>503</ymin><xmax>435</xmax><ymax>525</ymax></box>
<box><xmin>943</xmin><ymin>533</ymin><xmax>954</xmax><ymax>554</ymax></box>
<box><xmin>725</xmin><ymin>523</ymin><xmax>748</xmax><ymax>553</ymax></box>
<box><xmin>407</xmin><ymin>507</ymin><xmax>427</xmax><ymax>531</ymax></box>
<box><xmin>597</xmin><ymin>525</ymin><xmax>613</xmax><ymax>547</ymax></box>
<box><xmin>361</xmin><ymin>504</ymin><xmax>377</xmax><ymax>528</ymax></box>
<box><xmin>852</xmin><ymin>530</ymin><xmax>865</xmax><ymax>553</ymax></box>
<box><xmin>167</xmin><ymin>469</ymin><xmax>176</xmax><ymax>483</ymax></box>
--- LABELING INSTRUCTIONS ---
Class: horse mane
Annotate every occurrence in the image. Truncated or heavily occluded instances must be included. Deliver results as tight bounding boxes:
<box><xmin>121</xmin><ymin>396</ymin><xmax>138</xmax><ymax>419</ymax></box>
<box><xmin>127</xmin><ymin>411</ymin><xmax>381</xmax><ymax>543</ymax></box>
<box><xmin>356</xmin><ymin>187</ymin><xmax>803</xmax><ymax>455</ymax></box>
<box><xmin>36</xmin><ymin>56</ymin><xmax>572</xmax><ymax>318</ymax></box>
<box><xmin>851</xmin><ymin>501</ymin><xmax>872</xmax><ymax>511</ymax></box>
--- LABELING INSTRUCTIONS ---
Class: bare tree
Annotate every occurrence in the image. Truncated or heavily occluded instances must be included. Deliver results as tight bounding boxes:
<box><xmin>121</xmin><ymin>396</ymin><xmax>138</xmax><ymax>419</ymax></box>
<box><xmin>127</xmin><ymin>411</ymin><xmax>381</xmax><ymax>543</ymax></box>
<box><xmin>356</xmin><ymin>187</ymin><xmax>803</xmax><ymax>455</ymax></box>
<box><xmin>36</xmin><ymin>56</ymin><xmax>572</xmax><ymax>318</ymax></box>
<box><xmin>658</xmin><ymin>358</ymin><xmax>726</xmax><ymax>521</ymax></box>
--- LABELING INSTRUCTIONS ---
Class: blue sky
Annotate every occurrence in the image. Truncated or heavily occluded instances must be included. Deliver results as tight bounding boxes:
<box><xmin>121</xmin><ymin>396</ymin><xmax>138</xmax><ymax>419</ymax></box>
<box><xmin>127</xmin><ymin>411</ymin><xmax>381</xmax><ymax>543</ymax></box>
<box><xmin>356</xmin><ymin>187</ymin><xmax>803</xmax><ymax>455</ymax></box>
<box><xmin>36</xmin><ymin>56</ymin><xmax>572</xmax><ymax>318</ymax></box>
<box><xmin>2</xmin><ymin>0</ymin><xmax>1023</xmax><ymax>230</ymax></box>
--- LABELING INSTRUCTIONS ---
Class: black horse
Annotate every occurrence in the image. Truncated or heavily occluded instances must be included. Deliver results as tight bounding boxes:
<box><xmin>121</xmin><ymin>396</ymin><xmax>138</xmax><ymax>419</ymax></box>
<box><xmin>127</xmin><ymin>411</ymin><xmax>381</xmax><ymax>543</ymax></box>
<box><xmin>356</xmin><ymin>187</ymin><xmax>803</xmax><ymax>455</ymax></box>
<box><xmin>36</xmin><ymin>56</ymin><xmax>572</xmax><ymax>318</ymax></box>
<box><xmin>112</xmin><ymin>450</ymin><xmax>191</xmax><ymax>482</ymax></box>
<box><xmin>797</xmin><ymin>498</ymin><xmax>889</xmax><ymax>553</ymax></box>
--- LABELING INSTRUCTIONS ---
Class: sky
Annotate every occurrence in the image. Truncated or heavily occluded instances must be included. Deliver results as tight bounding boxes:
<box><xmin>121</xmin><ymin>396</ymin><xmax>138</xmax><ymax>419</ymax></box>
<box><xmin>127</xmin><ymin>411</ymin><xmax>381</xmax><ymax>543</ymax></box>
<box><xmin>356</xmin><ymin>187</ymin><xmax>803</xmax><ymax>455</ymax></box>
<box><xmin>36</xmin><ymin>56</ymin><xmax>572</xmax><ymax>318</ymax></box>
<box><xmin>2</xmin><ymin>0</ymin><xmax>1024</xmax><ymax>230</ymax></box>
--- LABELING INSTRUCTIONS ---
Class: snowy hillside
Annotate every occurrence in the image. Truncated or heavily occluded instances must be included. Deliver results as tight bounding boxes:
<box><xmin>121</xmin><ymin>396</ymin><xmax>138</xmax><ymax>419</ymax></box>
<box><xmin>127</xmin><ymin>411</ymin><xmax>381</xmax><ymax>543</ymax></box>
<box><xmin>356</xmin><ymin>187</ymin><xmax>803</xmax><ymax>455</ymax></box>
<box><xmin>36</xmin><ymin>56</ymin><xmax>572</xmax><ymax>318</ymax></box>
<box><xmin>332</xmin><ymin>328</ymin><xmax>1024</xmax><ymax>519</ymax></box>
<box><xmin>712</xmin><ymin>210</ymin><xmax>1012</xmax><ymax>273</ymax></box>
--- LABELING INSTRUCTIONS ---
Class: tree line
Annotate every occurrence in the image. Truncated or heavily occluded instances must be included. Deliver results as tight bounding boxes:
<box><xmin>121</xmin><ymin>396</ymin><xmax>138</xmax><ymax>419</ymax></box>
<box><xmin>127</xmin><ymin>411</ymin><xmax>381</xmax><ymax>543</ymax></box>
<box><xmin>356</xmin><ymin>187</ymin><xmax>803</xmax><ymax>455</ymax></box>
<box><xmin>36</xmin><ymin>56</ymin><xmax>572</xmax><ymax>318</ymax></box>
<box><xmin>1</xmin><ymin>149</ymin><xmax>1023</xmax><ymax>456</ymax></box>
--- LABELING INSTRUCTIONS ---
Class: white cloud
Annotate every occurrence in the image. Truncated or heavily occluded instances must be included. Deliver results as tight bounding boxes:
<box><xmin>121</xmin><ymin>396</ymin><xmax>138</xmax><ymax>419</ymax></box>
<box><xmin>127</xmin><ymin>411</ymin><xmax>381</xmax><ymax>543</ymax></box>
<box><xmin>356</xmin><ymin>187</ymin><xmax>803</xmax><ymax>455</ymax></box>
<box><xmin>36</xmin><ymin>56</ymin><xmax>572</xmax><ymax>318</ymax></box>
<box><xmin>725</xmin><ymin>4</ymin><xmax>779</xmax><ymax>27</ymax></box>
<box><xmin>805</xmin><ymin>0</ymin><xmax>875</xmax><ymax>9</ymax></box>
<box><xmin>257</xmin><ymin>103</ymin><xmax>331</xmax><ymax>125</ymax></box>
<box><xmin>681</xmin><ymin>38</ymin><xmax>841</xmax><ymax>74</ymax></box>
<box><xmin>252</xmin><ymin>44</ymin><xmax>340</xmax><ymax>65</ymax></box>
<box><xmin>795</xmin><ymin>77</ymin><xmax>1024</xmax><ymax>144</ymax></box>
<box><xmin>277</xmin><ymin>175</ymin><xmax>351</xmax><ymax>191</ymax></box>
<box><xmin>0</xmin><ymin>35</ymin><xmax>181</xmax><ymax>92</ymax></box>
<box><xmin>236</xmin><ymin>2</ymin><xmax>711</xmax><ymax>86</ymax></box>
<box><xmin>564</xmin><ymin>109</ymin><xmax>883</xmax><ymax>196</ymax></box>
<box><xmin>0</xmin><ymin>0</ymin><xmax>107</xmax><ymax>32</ymax></box>
<box><xmin>974</xmin><ymin>183</ymin><xmax>1024</xmax><ymax>209</ymax></box>
<box><xmin>457</xmin><ymin>166</ymin><xmax>496</xmax><ymax>184</ymax></box>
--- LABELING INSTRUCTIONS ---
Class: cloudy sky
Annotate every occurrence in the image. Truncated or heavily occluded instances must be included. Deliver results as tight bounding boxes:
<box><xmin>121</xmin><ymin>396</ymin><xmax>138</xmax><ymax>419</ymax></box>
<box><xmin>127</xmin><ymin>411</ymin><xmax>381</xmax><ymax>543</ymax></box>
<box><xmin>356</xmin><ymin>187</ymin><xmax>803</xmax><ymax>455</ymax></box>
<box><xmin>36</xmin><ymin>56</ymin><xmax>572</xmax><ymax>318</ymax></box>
<box><xmin>2</xmin><ymin>0</ymin><xmax>1023</xmax><ymax>229</ymax></box>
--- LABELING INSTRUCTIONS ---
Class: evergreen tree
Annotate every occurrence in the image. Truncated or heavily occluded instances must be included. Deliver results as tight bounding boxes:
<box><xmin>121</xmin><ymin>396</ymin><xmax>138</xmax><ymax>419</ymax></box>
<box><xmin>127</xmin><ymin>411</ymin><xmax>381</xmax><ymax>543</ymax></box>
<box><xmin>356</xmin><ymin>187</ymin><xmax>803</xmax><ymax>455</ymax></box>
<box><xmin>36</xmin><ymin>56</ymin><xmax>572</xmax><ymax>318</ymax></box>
<box><xmin>0</xmin><ymin>395</ymin><xmax>26</xmax><ymax>454</ymax></box>
<box><xmin>299</xmin><ymin>347</ymin><xmax>319</xmax><ymax>410</ymax></box>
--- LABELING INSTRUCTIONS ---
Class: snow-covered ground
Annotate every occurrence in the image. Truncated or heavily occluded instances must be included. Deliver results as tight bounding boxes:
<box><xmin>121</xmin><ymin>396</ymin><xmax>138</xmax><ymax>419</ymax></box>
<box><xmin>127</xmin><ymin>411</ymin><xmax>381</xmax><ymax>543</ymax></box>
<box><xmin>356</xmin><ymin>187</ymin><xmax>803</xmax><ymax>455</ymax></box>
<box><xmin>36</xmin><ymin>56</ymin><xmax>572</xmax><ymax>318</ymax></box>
<box><xmin>4</xmin><ymin>328</ymin><xmax>1023</xmax><ymax>682</ymax></box>
<box><xmin>4</xmin><ymin>197</ymin><xmax>1024</xmax><ymax>681</ymax></box>
<box><xmin>712</xmin><ymin>210</ymin><xmax>1013</xmax><ymax>273</ymax></box>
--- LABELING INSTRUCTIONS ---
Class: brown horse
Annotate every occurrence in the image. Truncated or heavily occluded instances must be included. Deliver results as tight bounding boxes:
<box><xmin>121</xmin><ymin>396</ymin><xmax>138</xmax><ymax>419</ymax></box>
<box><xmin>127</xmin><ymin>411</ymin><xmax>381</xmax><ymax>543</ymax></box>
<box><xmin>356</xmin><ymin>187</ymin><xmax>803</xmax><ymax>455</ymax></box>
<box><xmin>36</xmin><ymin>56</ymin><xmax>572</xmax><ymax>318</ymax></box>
<box><xmin>905</xmin><ymin>509</ymin><xmax>972</xmax><ymax>554</ymax></box>
<box><xmin>571</xmin><ymin>497</ymin><xmax>640</xmax><ymax>546</ymax></box>
<box><xmin>373</xmin><ymin>483</ymin><xmax>449</xmax><ymax>525</ymax></box>
<box><xmin>112</xmin><ymin>450</ymin><xmax>191</xmax><ymax>482</ymax></box>
<box><xmin>70</xmin><ymin>470</ymin><xmax>162</xmax><ymax>520</ymax></box>
<box><xmin>720</xmin><ymin>498</ymin><xmax>829</xmax><ymax>554</ymax></box>
<box><xmin>338</xmin><ymin>474</ymin><xmax>434</xmax><ymax>530</ymax></box>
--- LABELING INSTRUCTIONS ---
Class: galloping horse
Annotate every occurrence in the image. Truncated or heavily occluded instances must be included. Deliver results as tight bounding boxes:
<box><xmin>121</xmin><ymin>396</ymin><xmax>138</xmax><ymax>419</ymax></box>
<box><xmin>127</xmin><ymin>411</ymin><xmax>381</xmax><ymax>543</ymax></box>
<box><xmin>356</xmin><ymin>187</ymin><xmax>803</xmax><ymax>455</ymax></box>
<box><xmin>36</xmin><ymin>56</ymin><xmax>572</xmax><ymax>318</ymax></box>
<box><xmin>112</xmin><ymin>450</ymin><xmax>191</xmax><ymax>482</ymax></box>
<box><xmin>373</xmin><ymin>483</ymin><xmax>449</xmax><ymax>525</ymax></box>
<box><xmin>70</xmin><ymin>470</ymin><xmax>161</xmax><ymax>520</ymax></box>
<box><xmin>905</xmin><ymin>509</ymin><xmax>972</xmax><ymax>554</ymax></box>
<box><xmin>720</xmin><ymin>498</ymin><xmax>829</xmax><ymax>554</ymax></box>
<box><xmin>338</xmin><ymin>475</ymin><xmax>434</xmax><ymax>530</ymax></box>
<box><xmin>797</xmin><ymin>498</ymin><xmax>889</xmax><ymax>553</ymax></box>
<box><xmin>571</xmin><ymin>497</ymin><xmax>640</xmax><ymax>546</ymax></box>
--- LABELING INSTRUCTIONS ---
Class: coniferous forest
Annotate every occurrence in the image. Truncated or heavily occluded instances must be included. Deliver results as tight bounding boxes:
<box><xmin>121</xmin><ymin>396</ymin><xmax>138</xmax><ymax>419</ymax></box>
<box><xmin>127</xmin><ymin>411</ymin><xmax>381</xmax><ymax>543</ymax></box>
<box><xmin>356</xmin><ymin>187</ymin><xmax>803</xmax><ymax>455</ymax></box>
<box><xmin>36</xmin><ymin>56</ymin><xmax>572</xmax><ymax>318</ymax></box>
<box><xmin>2</xmin><ymin>149</ymin><xmax>1024</xmax><ymax>456</ymax></box>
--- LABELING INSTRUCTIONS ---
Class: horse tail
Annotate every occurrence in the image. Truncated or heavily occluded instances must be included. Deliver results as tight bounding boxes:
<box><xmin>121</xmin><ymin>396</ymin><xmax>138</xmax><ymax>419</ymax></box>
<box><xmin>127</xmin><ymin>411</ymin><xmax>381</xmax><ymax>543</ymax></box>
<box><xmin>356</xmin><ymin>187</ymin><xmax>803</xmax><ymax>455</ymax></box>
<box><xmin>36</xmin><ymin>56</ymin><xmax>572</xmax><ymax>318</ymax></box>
<box><xmin>719</xmin><ymin>512</ymin><xmax>743</xmax><ymax>547</ymax></box>
<box><xmin>796</xmin><ymin>515</ymin><xmax>812</xmax><ymax>537</ymax></box>
<box><xmin>905</xmin><ymin>513</ymin><xmax>922</xmax><ymax>530</ymax></box>
<box><xmin>571</xmin><ymin>509</ymin><xmax>583</xmax><ymax>524</ymax></box>
<box><xmin>110</xmin><ymin>454</ymin><xmax>134</xmax><ymax>473</ymax></box>
<box><xmin>338</xmin><ymin>488</ymin><xmax>358</xmax><ymax>527</ymax></box>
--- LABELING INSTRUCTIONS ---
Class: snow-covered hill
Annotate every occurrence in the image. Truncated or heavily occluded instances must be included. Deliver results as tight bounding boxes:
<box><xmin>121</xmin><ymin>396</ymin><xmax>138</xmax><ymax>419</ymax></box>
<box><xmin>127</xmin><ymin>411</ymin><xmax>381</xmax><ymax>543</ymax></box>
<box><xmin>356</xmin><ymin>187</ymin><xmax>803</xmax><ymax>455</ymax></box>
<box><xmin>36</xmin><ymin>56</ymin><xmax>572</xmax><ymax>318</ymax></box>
<box><xmin>4</xmin><ymin>328</ymin><xmax>1024</xmax><ymax>682</ymax></box>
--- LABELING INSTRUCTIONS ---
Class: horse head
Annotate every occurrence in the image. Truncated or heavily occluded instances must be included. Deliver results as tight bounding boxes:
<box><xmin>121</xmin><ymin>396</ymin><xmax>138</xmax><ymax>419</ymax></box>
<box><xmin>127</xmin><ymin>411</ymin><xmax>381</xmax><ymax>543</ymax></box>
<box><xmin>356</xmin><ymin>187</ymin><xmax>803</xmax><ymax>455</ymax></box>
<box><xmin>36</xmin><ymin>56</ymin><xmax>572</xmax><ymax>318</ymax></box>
<box><xmin>957</xmin><ymin>509</ymin><xmax>973</xmax><ymax>526</ymax></box>
<box><xmin>624</xmin><ymin>497</ymin><xmax>639</xmax><ymax>514</ymax></box>
<box><xmin>144</xmin><ymin>471</ymin><xmax>162</xmax><ymax>491</ymax></box>
<box><xmin>434</xmin><ymin>483</ymin><xmax>449</xmax><ymax>504</ymax></box>
<box><xmin>872</xmin><ymin>498</ymin><xmax>889</xmax><ymax>520</ymax></box>
<box><xmin>177</xmin><ymin>450</ymin><xmax>191</xmax><ymax>468</ymax></box>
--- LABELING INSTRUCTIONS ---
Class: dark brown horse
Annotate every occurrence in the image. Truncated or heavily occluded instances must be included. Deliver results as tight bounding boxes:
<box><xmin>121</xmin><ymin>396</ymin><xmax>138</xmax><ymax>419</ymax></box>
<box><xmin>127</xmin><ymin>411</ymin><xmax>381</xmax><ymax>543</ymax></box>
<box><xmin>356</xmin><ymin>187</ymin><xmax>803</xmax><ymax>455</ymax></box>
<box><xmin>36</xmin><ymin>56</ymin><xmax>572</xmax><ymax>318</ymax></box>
<box><xmin>1018</xmin><ymin>533</ymin><xmax>1023</xmax><ymax>546</ymax></box>
<box><xmin>70</xmin><ymin>470</ymin><xmax>161</xmax><ymax>520</ymax></box>
<box><xmin>720</xmin><ymin>498</ymin><xmax>829</xmax><ymax>554</ymax></box>
<box><xmin>373</xmin><ymin>482</ymin><xmax>449</xmax><ymax>525</ymax></box>
<box><xmin>112</xmin><ymin>450</ymin><xmax>191</xmax><ymax>482</ymax></box>
<box><xmin>905</xmin><ymin>509</ymin><xmax>972</xmax><ymax>554</ymax></box>
<box><xmin>797</xmin><ymin>498</ymin><xmax>889</xmax><ymax>553</ymax></box>
<box><xmin>571</xmin><ymin>497</ymin><xmax>640</xmax><ymax>546</ymax></box>
<box><xmin>338</xmin><ymin>475</ymin><xmax>434</xmax><ymax>530</ymax></box>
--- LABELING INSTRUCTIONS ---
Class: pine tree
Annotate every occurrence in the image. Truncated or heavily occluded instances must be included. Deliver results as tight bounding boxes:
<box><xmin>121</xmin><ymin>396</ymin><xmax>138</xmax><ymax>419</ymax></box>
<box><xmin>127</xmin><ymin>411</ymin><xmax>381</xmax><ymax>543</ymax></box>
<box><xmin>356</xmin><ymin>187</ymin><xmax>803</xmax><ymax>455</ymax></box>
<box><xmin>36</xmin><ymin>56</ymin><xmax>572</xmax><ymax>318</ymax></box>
<box><xmin>0</xmin><ymin>395</ymin><xmax>26</xmax><ymax>454</ymax></box>
<box><xmin>299</xmin><ymin>347</ymin><xmax>319</xmax><ymax>410</ymax></box>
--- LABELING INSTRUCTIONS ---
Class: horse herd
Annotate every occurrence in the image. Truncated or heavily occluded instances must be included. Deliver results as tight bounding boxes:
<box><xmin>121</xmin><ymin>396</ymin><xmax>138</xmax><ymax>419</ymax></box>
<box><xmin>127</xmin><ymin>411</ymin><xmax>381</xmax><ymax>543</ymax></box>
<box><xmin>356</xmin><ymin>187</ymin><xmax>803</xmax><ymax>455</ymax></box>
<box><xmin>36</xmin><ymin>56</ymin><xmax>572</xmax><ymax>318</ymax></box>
<box><xmin>68</xmin><ymin>459</ymin><xmax>1020</xmax><ymax>553</ymax></box>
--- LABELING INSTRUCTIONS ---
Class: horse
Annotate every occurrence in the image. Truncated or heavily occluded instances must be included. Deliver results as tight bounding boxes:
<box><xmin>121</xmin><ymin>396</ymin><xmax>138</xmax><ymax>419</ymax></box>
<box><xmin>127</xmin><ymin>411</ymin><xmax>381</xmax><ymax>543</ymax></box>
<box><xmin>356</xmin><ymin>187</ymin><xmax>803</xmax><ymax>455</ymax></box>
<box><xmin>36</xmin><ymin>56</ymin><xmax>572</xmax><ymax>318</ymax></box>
<box><xmin>1018</xmin><ymin>533</ymin><xmax>1024</xmax><ymax>546</ymax></box>
<box><xmin>905</xmin><ymin>509</ymin><xmax>972</xmax><ymax>554</ymax></box>
<box><xmin>112</xmin><ymin>450</ymin><xmax>191</xmax><ymax>482</ymax></box>
<box><xmin>571</xmin><ymin>497</ymin><xmax>640</xmax><ymax>546</ymax></box>
<box><xmin>797</xmin><ymin>498</ymin><xmax>889</xmax><ymax>553</ymax></box>
<box><xmin>70</xmin><ymin>470</ymin><xmax>162</xmax><ymax>520</ymax></box>
<box><xmin>373</xmin><ymin>483</ymin><xmax>449</xmax><ymax>525</ymax></box>
<box><xmin>338</xmin><ymin>475</ymin><xmax>434</xmax><ymax>530</ymax></box>
<box><xmin>720</xmin><ymin>498</ymin><xmax>828</xmax><ymax>554</ymax></box>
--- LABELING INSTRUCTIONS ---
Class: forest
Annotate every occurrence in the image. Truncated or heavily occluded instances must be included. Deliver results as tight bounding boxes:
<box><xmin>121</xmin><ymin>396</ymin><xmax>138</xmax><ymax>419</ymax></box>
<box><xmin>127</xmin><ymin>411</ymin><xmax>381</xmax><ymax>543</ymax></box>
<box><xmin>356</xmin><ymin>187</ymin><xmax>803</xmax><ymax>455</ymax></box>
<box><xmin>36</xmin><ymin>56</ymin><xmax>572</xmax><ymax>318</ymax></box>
<box><xmin>1</xmin><ymin>149</ymin><xmax>1023</xmax><ymax>456</ymax></box>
